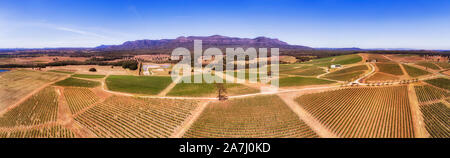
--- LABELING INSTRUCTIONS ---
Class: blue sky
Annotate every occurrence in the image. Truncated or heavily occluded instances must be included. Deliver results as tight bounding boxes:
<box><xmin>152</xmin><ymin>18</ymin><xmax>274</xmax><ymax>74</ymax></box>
<box><xmin>0</xmin><ymin>0</ymin><xmax>449</xmax><ymax>49</ymax></box>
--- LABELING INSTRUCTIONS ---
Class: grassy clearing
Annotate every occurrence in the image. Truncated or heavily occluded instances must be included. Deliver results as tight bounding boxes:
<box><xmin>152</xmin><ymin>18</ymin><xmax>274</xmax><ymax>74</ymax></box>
<box><xmin>275</xmin><ymin>76</ymin><xmax>335</xmax><ymax>87</ymax></box>
<box><xmin>183</xmin><ymin>95</ymin><xmax>318</xmax><ymax>138</ymax></box>
<box><xmin>376</xmin><ymin>63</ymin><xmax>404</xmax><ymax>75</ymax></box>
<box><xmin>168</xmin><ymin>75</ymin><xmax>259</xmax><ymax>97</ymax></box>
<box><xmin>72</xmin><ymin>74</ymin><xmax>106</xmax><ymax>79</ymax></box>
<box><xmin>425</xmin><ymin>78</ymin><xmax>450</xmax><ymax>91</ymax></box>
<box><xmin>416</xmin><ymin>62</ymin><xmax>441</xmax><ymax>70</ymax></box>
<box><xmin>402</xmin><ymin>64</ymin><xmax>431</xmax><ymax>77</ymax></box>
<box><xmin>106</xmin><ymin>75</ymin><xmax>172</xmax><ymax>95</ymax></box>
<box><xmin>54</xmin><ymin>77</ymin><xmax>101</xmax><ymax>88</ymax></box>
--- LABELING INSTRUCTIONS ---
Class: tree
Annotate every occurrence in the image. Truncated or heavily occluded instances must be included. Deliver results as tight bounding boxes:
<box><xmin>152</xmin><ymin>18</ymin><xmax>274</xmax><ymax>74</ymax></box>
<box><xmin>89</xmin><ymin>68</ymin><xmax>97</xmax><ymax>72</ymax></box>
<box><xmin>216</xmin><ymin>83</ymin><xmax>228</xmax><ymax>101</ymax></box>
<box><xmin>121</xmin><ymin>60</ymin><xmax>138</xmax><ymax>70</ymax></box>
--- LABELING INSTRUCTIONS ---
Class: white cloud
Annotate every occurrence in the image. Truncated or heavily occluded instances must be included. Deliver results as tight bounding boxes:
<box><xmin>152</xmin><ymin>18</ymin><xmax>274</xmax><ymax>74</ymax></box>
<box><xmin>55</xmin><ymin>26</ymin><xmax>108</xmax><ymax>39</ymax></box>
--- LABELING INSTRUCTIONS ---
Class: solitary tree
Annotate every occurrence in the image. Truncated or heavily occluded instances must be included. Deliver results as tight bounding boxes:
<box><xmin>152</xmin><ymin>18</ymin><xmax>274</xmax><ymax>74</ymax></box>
<box><xmin>216</xmin><ymin>83</ymin><xmax>228</xmax><ymax>101</ymax></box>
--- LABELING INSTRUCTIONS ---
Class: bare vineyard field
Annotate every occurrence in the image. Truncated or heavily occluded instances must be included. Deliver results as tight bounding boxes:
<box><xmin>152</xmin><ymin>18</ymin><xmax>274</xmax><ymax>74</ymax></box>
<box><xmin>420</xmin><ymin>102</ymin><xmax>449</xmax><ymax>138</ymax></box>
<box><xmin>402</xmin><ymin>64</ymin><xmax>431</xmax><ymax>77</ymax></box>
<box><xmin>434</xmin><ymin>62</ymin><xmax>450</xmax><ymax>69</ymax></box>
<box><xmin>63</xmin><ymin>87</ymin><xmax>99</xmax><ymax>114</ymax></box>
<box><xmin>0</xmin><ymin>125</ymin><xmax>76</xmax><ymax>138</ymax></box>
<box><xmin>55</xmin><ymin>77</ymin><xmax>101</xmax><ymax>88</ymax></box>
<box><xmin>376</xmin><ymin>63</ymin><xmax>404</xmax><ymax>76</ymax></box>
<box><xmin>425</xmin><ymin>78</ymin><xmax>450</xmax><ymax>91</ymax></box>
<box><xmin>184</xmin><ymin>95</ymin><xmax>318</xmax><ymax>138</ymax></box>
<box><xmin>365</xmin><ymin>72</ymin><xmax>399</xmax><ymax>82</ymax></box>
<box><xmin>0</xmin><ymin>70</ymin><xmax>66</xmax><ymax>111</ymax></box>
<box><xmin>416</xmin><ymin>62</ymin><xmax>441</xmax><ymax>70</ymax></box>
<box><xmin>414</xmin><ymin>85</ymin><xmax>449</xmax><ymax>104</ymax></box>
<box><xmin>74</xmin><ymin>96</ymin><xmax>200</xmax><ymax>138</ymax></box>
<box><xmin>368</xmin><ymin>54</ymin><xmax>391</xmax><ymax>62</ymax></box>
<box><xmin>295</xmin><ymin>86</ymin><xmax>414</xmax><ymax>138</ymax></box>
<box><xmin>0</xmin><ymin>87</ymin><xmax>58</xmax><ymax>127</ymax></box>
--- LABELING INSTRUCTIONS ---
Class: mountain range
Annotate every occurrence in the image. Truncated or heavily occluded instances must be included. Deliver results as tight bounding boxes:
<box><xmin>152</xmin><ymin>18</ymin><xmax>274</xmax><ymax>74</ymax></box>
<box><xmin>95</xmin><ymin>35</ymin><xmax>313</xmax><ymax>51</ymax></box>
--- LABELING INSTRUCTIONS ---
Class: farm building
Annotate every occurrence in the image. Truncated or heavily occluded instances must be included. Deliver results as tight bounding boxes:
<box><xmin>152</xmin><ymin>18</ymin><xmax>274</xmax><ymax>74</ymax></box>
<box><xmin>330</xmin><ymin>64</ymin><xmax>342</xmax><ymax>69</ymax></box>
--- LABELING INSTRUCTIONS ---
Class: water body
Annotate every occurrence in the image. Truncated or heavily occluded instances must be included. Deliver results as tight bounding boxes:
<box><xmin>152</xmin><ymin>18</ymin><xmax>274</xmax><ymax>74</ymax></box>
<box><xmin>0</xmin><ymin>70</ymin><xmax>10</xmax><ymax>73</ymax></box>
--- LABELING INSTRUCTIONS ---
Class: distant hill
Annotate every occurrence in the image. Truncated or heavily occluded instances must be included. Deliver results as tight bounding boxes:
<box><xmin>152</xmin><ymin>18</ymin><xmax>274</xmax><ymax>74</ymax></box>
<box><xmin>95</xmin><ymin>35</ymin><xmax>313</xmax><ymax>51</ymax></box>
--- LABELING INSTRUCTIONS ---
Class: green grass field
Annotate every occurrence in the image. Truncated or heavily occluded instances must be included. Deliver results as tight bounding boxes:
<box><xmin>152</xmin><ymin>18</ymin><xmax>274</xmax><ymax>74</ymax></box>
<box><xmin>54</xmin><ymin>77</ymin><xmax>100</xmax><ymax>88</ymax></box>
<box><xmin>276</xmin><ymin>76</ymin><xmax>335</xmax><ymax>87</ymax></box>
<box><xmin>323</xmin><ymin>65</ymin><xmax>368</xmax><ymax>81</ymax></box>
<box><xmin>402</xmin><ymin>64</ymin><xmax>431</xmax><ymax>77</ymax></box>
<box><xmin>425</xmin><ymin>78</ymin><xmax>450</xmax><ymax>90</ymax></box>
<box><xmin>376</xmin><ymin>63</ymin><xmax>404</xmax><ymax>75</ymax></box>
<box><xmin>280</xmin><ymin>65</ymin><xmax>326</xmax><ymax>76</ymax></box>
<box><xmin>167</xmin><ymin>75</ymin><xmax>259</xmax><ymax>97</ymax></box>
<box><xmin>417</xmin><ymin>62</ymin><xmax>441</xmax><ymax>70</ymax></box>
<box><xmin>325</xmin><ymin>71</ymin><xmax>365</xmax><ymax>81</ymax></box>
<box><xmin>106</xmin><ymin>75</ymin><xmax>172</xmax><ymax>95</ymax></box>
<box><xmin>304</xmin><ymin>54</ymin><xmax>362</xmax><ymax>67</ymax></box>
<box><xmin>72</xmin><ymin>74</ymin><xmax>106</xmax><ymax>79</ymax></box>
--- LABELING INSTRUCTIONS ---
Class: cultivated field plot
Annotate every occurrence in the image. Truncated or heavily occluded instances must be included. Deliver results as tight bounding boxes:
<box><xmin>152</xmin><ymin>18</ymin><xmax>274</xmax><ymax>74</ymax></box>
<box><xmin>367</xmin><ymin>54</ymin><xmax>391</xmax><ymax>62</ymax></box>
<box><xmin>0</xmin><ymin>87</ymin><xmax>58</xmax><ymax>127</ymax></box>
<box><xmin>323</xmin><ymin>65</ymin><xmax>368</xmax><ymax>81</ymax></box>
<box><xmin>63</xmin><ymin>87</ymin><xmax>99</xmax><ymax>114</ymax></box>
<box><xmin>280</xmin><ymin>65</ymin><xmax>326</xmax><ymax>76</ymax></box>
<box><xmin>425</xmin><ymin>78</ymin><xmax>450</xmax><ymax>91</ymax></box>
<box><xmin>313</xmin><ymin>54</ymin><xmax>362</xmax><ymax>67</ymax></box>
<box><xmin>416</xmin><ymin>62</ymin><xmax>441</xmax><ymax>70</ymax></box>
<box><xmin>376</xmin><ymin>63</ymin><xmax>404</xmax><ymax>75</ymax></box>
<box><xmin>365</xmin><ymin>72</ymin><xmax>399</xmax><ymax>82</ymax></box>
<box><xmin>184</xmin><ymin>95</ymin><xmax>318</xmax><ymax>138</ymax></box>
<box><xmin>0</xmin><ymin>70</ymin><xmax>66</xmax><ymax>111</ymax></box>
<box><xmin>48</xmin><ymin>70</ymin><xmax>75</xmax><ymax>74</ymax></box>
<box><xmin>74</xmin><ymin>96</ymin><xmax>200</xmax><ymax>138</ymax></box>
<box><xmin>402</xmin><ymin>64</ymin><xmax>431</xmax><ymax>77</ymax></box>
<box><xmin>295</xmin><ymin>86</ymin><xmax>414</xmax><ymax>138</ymax></box>
<box><xmin>387</xmin><ymin>54</ymin><xmax>425</xmax><ymax>63</ymax></box>
<box><xmin>419</xmin><ymin>102</ymin><xmax>449</xmax><ymax>138</ymax></box>
<box><xmin>72</xmin><ymin>74</ymin><xmax>106</xmax><ymax>79</ymax></box>
<box><xmin>276</xmin><ymin>76</ymin><xmax>335</xmax><ymax>87</ymax></box>
<box><xmin>414</xmin><ymin>85</ymin><xmax>449</xmax><ymax>104</ymax></box>
<box><xmin>45</xmin><ymin>65</ymin><xmax>134</xmax><ymax>75</ymax></box>
<box><xmin>434</xmin><ymin>62</ymin><xmax>450</xmax><ymax>69</ymax></box>
<box><xmin>55</xmin><ymin>77</ymin><xmax>101</xmax><ymax>88</ymax></box>
<box><xmin>106</xmin><ymin>75</ymin><xmax>172</xmax><ymax>95</ymax></box>
<box><xmin>0</xmin><ymin>125</ymin><xmax>76</xmax><ymax>138</ymax></box>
